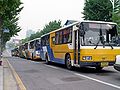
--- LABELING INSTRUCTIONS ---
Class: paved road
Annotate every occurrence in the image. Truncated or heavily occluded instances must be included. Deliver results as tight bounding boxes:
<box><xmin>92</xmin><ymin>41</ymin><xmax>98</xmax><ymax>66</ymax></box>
<box><xmin>7</xmin><ymin>57</ymin><xmax>120</xmax><ymax>90</ymax></box>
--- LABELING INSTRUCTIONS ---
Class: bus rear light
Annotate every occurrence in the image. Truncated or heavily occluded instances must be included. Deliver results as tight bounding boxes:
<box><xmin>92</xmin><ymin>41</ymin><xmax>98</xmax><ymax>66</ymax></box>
<box><xmin>82</xmin><ymin>56</ymin><xmax>92</xmax><ymax>60</ymax></box>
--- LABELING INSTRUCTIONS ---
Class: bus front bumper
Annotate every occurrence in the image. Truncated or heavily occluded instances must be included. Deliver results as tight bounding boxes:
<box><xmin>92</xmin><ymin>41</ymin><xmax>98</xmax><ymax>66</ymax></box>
<box><xmin>33</xmin><ymin>56</ymin><xmax>41</xmax><ymax>60</ymax></box>
<box><xmin>79</xmin><ymin>62</ymin><xmax>115</xmax><ymax>67</ymax></box>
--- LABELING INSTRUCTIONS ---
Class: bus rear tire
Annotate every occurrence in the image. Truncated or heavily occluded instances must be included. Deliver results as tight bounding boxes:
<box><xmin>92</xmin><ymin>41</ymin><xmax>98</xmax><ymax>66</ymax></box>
<box><xmin>65</xmin><ymin>54</ymin><xmax>73</xmax><ymax>70</ymax></box>
<box><xmin>32</xmin><ymin>53</ymin><xmax>34</xmax><ymax>60</ymax></box>
<box><xmin>45</xmin><ymin>54</ymin><xmax>49</xmax><ymax>64</ymax></box>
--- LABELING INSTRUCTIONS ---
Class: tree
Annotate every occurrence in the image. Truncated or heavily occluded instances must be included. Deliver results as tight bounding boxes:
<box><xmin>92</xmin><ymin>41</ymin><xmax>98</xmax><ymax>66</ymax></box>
<box><xmin>22</xmin><ymin>20</ymin><xmax>62</xmax><ymax>43</ymax></box>
<box><xmin>0</xmin><ymin>0</ymin><xmax>23</xmax><ymax>48</ymax></box>
<box><xmin>112</xmin><ymin>0</ymin><xmax>120</xmax><ymax>32</ymax></box>
<box><xmin>83</xmin><ymin>0</ymin><xmax>113</xmax><ymax>22</ymax></box>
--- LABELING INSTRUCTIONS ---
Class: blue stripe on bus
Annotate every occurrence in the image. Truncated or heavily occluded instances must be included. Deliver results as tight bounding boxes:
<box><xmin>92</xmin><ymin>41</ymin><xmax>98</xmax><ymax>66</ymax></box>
<box><xmin>46</xmin><ymin>45</ymin><xmax>65</xmax><ymax>64</ymax></box>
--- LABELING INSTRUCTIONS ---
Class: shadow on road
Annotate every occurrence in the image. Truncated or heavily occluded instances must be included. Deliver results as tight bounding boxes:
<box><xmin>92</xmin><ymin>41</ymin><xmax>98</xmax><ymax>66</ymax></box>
<box><xmin>43</xmin><ymin>61</ymin><xmax>117</xmax><ymax>75</ymax></box>
<box><xmin>7</xmin><ymin>56</ymin><xmax>117</xmax><ymax>76</ymax></box>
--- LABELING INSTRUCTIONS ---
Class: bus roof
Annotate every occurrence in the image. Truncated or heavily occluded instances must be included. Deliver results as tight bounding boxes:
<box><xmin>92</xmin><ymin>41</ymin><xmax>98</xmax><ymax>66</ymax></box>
<box><xmin>50</xmin><ymin>20</ymin><xmax>117</xmax><ymax>34</ymax></box>
<box><xmin>50</xmin><ymin>21</ymin><xmax>79</xmax><ymax>34</ymax></box>
<box><xmin>82</xmin><ymin>20</ymin><xmax>117</xmax><ymax>25</ymax></box>
<box><xmin>41</xmin><ymin>32</ymin><xmax>50</xmax><ymax>38</ymax></box>
<box><xmin>28</xmin><ymin>38</ymin><xmax>41</xmax><ymax>43</ymax></box>
<box><xmin>40</xmin><ymin>20</ymin><xmax>117</xmax><ymax>37</ymax></box>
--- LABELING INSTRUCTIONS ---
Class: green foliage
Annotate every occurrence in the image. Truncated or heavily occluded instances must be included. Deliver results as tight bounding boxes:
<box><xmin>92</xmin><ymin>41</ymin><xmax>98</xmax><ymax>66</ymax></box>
<box><xmin>0</xmin><ymin>0</ymin><xmax>23</xmax><ymax>46</ymax></box>
<box><xmin>83</xmin><ymin>0</ymin><xmax>113</xmax><ymax>21</ymax></box>
<box><xmin>112</xmin><ymin>0</ymin><xmax>120</xmax><ymax>32</ymax></box>
<box><xmin>22</xmin><ymin>20</ymin><xmax>61</xmax><ymax>43</ymax></box>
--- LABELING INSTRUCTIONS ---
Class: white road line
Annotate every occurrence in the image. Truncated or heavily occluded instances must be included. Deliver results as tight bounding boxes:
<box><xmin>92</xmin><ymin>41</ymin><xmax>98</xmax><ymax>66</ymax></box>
<box><xmin>74</xmin><ymin>73</ymin><xmax>120</xmax><ymax>89</ymax></box>
<box><xmin>46</xmin><ymin>65</ymin><xmax>59</xmax><ymax>69</ymax></box>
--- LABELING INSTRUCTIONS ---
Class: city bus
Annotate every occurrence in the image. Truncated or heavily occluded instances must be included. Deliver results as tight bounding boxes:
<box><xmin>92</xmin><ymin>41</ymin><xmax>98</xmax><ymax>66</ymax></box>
<box><xmin>27</xmin><ymin>38</ymin><xmax>41</xmax><ymax>60</ymax></box>
<box><xmin>11</xmin><ymin>47</ymin><xmax>19</xmax><ymax>57</ymax></box>
<box><xmin>18</xmin><ymin>44</ymin><xmax>25</xmax><ymax>58</ymax></box>
<box><xmin>40</xmin><ymin>21</ymin><xmax>120</xmax><ymax>70</ymax></box>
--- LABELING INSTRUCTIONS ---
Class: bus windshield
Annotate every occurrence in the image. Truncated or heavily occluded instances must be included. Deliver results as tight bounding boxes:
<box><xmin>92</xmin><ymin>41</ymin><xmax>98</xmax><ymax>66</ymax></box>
<box><xmin>35</xmin><ymin>40</ymin><xmax>41</xmax><ymax>50</ymax></box>
<box><xmin>80</xmin><ymin>22</ymin><xmax>118</xmax><ymax>47</ymax></box>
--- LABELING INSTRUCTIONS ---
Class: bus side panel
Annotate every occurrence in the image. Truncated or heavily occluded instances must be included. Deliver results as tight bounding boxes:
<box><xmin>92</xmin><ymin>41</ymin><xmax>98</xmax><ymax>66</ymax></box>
<box><xmin>40</xmin><ymin>46</ymin><xmax>46</xmax><ymax>60</ymax></box>
<box><xmin>47</xmin><ymin>45</ymin><xmax>65</xmax><ymax>64</ymax></box>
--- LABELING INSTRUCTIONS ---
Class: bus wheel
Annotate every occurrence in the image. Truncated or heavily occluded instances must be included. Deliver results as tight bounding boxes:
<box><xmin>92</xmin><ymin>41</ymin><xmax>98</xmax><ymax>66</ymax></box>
<box><xmin>95</xmin><ymin>66</ymin><xmax>103</xmax><ymax>71</ymax></box>
<box><xmin>32</xmin><ymin>53</ymin><xmax>34</xmax><ymax>60</ymax></box>
<box><xmin>45</xmin><ymin>54</ymin><xmax>49</xmax><ymax>64</ymax></box>
<box><xmin>66</xmin><ymin>54</ymin><xmax>72</xmax><ymax>70</ymax></box>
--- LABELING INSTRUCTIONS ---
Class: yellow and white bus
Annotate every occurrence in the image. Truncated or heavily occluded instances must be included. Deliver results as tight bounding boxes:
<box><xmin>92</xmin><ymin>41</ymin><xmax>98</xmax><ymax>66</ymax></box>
<box><xmin>40</xmin><ymin>20</ymin><xmax>120</xmax><ymax>70</ymax></box>
<box><xmin>27</xmin><ymin>38</ymin><xmax>41</xmax><ymax>60</ymax></box>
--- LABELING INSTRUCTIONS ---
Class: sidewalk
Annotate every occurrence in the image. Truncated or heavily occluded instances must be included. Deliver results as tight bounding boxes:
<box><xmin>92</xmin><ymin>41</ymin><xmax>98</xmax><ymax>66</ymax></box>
<box><xmin>0</xmin><ymin>59</ymin><xmax>3</xmax><ymax>90</ymax></box>
<box><xmin>2</xmin><ymin>58</ymin><xmax>18</xmax><ymax>90</ymax></box>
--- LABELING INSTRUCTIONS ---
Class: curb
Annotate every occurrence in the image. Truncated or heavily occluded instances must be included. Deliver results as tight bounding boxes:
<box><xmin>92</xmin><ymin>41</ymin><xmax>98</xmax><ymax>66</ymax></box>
<box><xmin>5</xmin><ymin>58</ymin><xmax>26</xmax><ymax>90</ymax></box>
<box><xmin>0</xmin><ymin>59</ymin><xmax>3</xmax><ymax>90</ymax></box>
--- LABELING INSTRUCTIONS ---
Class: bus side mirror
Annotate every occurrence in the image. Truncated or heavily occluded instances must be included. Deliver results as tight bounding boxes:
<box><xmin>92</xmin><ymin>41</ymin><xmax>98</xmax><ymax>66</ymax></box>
<box><xmin>79</xmin><ymin>24</ymin><xmax>85</xmax><ymax>36</ymax></box>
<box><xmin>80</xmin><ymin>30</ymin><xmax>85</xmax><ymax>36</ymax></box>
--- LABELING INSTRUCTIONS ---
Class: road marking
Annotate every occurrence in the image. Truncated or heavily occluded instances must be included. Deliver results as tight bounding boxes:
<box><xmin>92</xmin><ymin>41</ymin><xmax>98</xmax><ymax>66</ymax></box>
<box><xmin>74</xmin><ymin>73</ymin><xmax>120</xmax><ymax>89</ymax></box>
<box><xmin>6</xmin><ymin>59</ymin><xmax>26</xmax><ymax>90</ymax></box>
<box><xmin>46</xmin><ymin>65</ymin><xmax>59</xmax><ymax>69</ymax></box>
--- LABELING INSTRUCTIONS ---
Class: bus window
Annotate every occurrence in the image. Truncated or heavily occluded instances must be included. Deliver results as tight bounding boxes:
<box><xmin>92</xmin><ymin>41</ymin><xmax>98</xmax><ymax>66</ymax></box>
<box><xmin>55</xmin><ymin>32</ymin><xmax>59</xmax><ymax>44</ymax></box>
<box><xmin>41</xmin><ymin>35</ymin><xmax>50</xmax><ymax>46</ymax></box>
<box><xmin>80</xmin><ymin>23</ymin><xmax>118</xmax><ymax>46</ymax></box>
<box><xmin>59</xmin><ymin>31</ymin><xmax>63</xmax><ymax>44</ymax></box>
<box><xmin>35</xmin><ymin>40</ymin><xmax>41</xmax><ymax>50</ymax></box>
<box><xmin>25</xmin><ymin>43</ymin><xmax>28</xmax><ymax>49</ymax></box>
<box><xmin>63</xmin><ymin>27</ymin><xmax>72</xmax><ymax>43</ymax></box>
<box><xmin>30</xmin><ymin>41</ymin><xmax>34</xmax><ymax>49</ymax></box>
<box><xmin>52</xmin><ymin>37</ymin><xmax>55</xmax><ymax>45</ymax></box>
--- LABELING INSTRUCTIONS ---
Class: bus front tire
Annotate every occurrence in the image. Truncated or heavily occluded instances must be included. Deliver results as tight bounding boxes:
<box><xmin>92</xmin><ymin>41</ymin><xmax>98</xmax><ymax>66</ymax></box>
<box><xmin>95</xmin><ymin>66</ymin><xmax>103</xmax><ymax>71</ymax></box>
<box><xmin>65</xmin><ymin>54</ymin><xmax>73</xmax><ymax>70</ymax></box>
<box><xmin>32</xmin><ymin>53</ymin><xmax>34</xmax><ymax>60</ymax></box>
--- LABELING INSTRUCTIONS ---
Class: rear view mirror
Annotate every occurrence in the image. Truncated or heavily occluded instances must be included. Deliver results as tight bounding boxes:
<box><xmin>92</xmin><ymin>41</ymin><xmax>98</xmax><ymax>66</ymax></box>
<box><xmin>79</xmin><ymin>23</ymin><xmax>85</xmax><ymax>36</ymax></box>
<box><xmin>80</xmin><ymin>30</ymin><xmax>85</xmax><ymax>36</ymax></box>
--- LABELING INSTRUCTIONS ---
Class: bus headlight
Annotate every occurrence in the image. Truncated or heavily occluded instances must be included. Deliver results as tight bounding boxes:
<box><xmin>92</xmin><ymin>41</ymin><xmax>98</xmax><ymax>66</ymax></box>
<box><xmin>36</xmin><ymin>51</ymin><xmax>40</xmax><ymax>55</ymax></box>
<box><xmin>82</xmin><ymin>56</ymin><xmax>92</xmax><ymax>60</ymax></box>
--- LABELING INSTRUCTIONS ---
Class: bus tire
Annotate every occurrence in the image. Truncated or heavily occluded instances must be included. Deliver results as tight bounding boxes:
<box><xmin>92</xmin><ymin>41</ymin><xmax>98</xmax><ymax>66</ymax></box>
<box><xmin>32</xmin><ymin>53</ymin><xmax>34</xmax><ymax>60</ymax></box>
<box><xmin>95</xmin><ymin>66</ymin><xmax>103</xmax><ymax>71</ymax></box>
<box><xmin>45</xmin><ymin>53</ymin><xmax>49</xmax><ymax>64</ymax></box>
<box><xmin>65</xmin><ymin>54</ymin><xmax>73</xmax><ymax>70</ymax></box>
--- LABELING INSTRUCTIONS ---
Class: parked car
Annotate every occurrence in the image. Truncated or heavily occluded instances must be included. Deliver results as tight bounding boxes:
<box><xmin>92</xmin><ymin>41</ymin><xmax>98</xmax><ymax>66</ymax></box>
<box><xmin>114</xmin><ymin>55</ymin><xmax>120</xmax><ymax>71</ymax></box>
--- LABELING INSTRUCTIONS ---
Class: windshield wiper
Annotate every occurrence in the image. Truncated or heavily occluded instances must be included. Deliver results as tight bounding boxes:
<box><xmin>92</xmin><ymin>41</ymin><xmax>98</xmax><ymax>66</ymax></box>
<box><xmin>94</xmin><ymin>29</ymin><xmax>103</xmax><ymax>49</ymax></box>
<box><xmin>94</xmin><ymin>35</ymin><xmax>102</xmax><ymax>49</ymax></box>
<box><xmin>94</xmin><ymin>36</ymin><xmax>114</xmax><ymax>49</ymax></box>
<box><xmin>105</xmin><ymin>42</ymin><xmax>114</xmax><ymax>49</ymax></box>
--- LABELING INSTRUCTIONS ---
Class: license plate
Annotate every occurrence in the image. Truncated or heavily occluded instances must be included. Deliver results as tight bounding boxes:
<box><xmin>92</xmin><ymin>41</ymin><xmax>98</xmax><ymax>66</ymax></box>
<box><xmin>101</xmin><ymin>62</ymin><xmax>108</xmax><ymax>67</ymax></box>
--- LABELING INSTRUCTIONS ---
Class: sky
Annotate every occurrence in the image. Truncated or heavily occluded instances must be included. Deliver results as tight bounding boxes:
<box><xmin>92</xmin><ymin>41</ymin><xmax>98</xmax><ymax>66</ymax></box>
<box><xmin>15</xmin><ymin>0</ymin><xmax>85</xmax><ymax>39</ymax></box>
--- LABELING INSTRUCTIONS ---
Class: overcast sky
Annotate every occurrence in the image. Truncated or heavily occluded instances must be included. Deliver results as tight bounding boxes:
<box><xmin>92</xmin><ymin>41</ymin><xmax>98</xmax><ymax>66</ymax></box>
<box><xmin>15</xmin><ymin>0</ymin><xmax>85</xmax><ymax>39</ymax></box>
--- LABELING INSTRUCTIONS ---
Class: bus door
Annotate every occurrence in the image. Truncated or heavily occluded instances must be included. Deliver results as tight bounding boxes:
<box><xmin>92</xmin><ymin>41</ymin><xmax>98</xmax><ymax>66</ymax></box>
<box><xmin>74</xmin><ymin>29</ymin><xmax>80</xmax><ymax>65</ymax></box>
